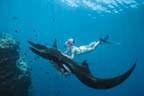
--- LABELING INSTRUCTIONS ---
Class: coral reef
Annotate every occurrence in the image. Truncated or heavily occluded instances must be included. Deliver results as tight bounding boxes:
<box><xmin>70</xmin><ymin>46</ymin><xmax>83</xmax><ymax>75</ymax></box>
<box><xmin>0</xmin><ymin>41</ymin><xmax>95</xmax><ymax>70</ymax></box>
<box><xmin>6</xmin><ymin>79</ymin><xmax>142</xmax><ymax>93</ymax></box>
<box><xmin>0</xmin><ymin>33</ymin><xmax>31</xmax><ymax>96</ymax></box>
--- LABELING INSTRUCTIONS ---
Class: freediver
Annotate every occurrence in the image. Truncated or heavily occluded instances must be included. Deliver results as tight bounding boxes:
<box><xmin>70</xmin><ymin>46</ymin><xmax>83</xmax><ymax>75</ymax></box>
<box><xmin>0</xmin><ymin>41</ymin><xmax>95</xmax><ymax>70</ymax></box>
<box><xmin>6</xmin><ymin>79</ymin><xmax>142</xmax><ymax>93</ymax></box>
<box><xmin>58</xmin><ymin>35</ymin><xmax>112</xmax><ymax>76</ymax></box>
<box><xmin>64</xmin><ymin>35</ymin><xmax>112</xmax><ymax>59</ymax></box>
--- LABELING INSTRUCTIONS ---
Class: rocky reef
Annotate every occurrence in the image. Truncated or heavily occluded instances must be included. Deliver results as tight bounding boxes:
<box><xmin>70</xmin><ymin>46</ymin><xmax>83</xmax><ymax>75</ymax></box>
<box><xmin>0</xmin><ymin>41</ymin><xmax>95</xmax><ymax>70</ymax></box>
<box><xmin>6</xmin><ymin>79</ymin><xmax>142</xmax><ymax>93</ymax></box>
<box><xmin>0</xmin><ymin>33</ymin><xmax>31</xmax><ymax>96</ymax></box>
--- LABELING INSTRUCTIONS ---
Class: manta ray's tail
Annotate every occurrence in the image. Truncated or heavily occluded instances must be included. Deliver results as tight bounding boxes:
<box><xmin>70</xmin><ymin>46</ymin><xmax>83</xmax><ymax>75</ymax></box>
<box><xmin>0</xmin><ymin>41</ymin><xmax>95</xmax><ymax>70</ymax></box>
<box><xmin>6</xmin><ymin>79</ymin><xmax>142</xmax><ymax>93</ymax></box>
<box><xmin>76</xmin><ymin>61</ymin><xmax>136</xmax><ymax>89</ymax></box>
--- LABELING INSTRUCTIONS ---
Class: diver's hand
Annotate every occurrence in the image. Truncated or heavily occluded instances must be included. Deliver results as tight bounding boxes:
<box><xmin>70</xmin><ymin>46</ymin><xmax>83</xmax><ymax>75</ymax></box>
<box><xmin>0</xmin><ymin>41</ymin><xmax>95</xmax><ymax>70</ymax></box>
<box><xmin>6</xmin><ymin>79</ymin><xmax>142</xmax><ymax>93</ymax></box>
<box><xmin>62</xmin><ymin>53</ymin><xmax>73</xmax><ymax>60</ymax></box>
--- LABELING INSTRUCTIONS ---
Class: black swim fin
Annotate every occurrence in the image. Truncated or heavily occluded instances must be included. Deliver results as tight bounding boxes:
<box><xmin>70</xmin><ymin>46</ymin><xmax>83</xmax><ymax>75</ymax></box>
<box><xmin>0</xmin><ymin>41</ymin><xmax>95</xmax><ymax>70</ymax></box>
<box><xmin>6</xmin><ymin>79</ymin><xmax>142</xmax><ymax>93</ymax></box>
<box><xmin>100</xmin><ymin>35</ymin><xmax>112</xmax><ymax>44</ymax></box>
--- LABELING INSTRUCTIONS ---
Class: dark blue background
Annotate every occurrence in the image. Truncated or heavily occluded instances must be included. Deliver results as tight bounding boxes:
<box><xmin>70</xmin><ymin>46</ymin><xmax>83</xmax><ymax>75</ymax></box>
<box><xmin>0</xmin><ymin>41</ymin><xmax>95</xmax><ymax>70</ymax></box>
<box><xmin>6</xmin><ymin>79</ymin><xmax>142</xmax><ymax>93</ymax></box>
<box><xmin>0</xmin><ymin>0</ymin><xmax>144</xmax><ymax>96</ymax></box>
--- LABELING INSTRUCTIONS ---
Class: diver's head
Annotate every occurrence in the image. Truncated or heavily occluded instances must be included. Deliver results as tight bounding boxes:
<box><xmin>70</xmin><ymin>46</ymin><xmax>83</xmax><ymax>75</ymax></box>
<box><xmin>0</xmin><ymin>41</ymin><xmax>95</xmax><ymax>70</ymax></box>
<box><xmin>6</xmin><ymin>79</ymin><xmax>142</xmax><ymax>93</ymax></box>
<box><xmin>65</xmin><ymin>38</ymin><xmax>74</xmax><ymax>46</ymax></box>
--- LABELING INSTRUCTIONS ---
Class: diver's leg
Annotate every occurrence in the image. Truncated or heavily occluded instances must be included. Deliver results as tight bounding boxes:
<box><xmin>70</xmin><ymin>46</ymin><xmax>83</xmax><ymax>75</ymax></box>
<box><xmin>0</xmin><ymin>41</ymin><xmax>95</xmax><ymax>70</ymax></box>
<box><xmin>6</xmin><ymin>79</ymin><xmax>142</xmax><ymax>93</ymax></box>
<box><xmin>88</xmin><ymin>42</ymin><xmax>96</xmax><ymax>47</ymax></box>
<box><xmin>93</xmin><ymin>41</ymin><xmax>100</xmax><ymax>48</ymax></box>
<box><xmin>87</xmin><ymin>41</ymin><xmax>100</xmax><ymax>49</ymax></box>
<box><xmin>80</xmin><ymin>41</ymin><xmax>99</xmax><ymax>52</ymax></box>
<box><xmin>79</xmin><ymin>41</ymin><xmax>101</xmax><ymax>53</ymax></box>
<box><xmin>83</xmin><ymin>42</ymin><xmax>95</xmax><ymax>49</ymax></box>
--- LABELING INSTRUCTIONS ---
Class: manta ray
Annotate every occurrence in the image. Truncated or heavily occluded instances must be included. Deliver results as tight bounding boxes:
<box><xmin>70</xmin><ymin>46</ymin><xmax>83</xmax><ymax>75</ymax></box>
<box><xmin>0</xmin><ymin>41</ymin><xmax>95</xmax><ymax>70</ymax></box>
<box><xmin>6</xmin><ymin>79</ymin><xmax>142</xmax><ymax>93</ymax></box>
<box><xmin>28</xmin><ymin>40</ymin><xmax>136</xmax><ymax>89</ymax></box>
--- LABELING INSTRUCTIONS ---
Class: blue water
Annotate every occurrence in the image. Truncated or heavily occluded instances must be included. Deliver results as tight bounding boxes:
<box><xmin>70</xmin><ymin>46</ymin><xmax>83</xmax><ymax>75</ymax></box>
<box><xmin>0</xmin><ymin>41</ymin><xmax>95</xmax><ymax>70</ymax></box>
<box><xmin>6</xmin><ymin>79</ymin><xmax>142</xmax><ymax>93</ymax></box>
<box><xmin>0</xmin><ymin>0</ymin><xmax>144</xmax><ymax>96</ymax></box>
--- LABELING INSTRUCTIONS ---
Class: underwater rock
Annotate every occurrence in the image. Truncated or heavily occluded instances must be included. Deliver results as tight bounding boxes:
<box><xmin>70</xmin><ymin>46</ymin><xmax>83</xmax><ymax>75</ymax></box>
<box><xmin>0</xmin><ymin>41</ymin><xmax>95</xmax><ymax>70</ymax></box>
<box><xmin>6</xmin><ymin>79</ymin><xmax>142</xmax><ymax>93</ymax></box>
<box><xmin>0</xmin><ymin>33</ymin><xmax>31</xmax><ymax>96</ymax></box>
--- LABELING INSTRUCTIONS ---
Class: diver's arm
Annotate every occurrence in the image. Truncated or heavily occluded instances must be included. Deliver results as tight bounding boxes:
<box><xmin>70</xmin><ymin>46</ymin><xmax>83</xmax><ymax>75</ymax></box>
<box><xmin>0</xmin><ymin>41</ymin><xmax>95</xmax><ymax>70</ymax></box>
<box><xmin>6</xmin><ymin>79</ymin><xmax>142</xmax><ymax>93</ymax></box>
<box><xmin>64</xmin><ymin>48</ymin><xmax>69</xmax><ymax>54</ymax></box>
<box><xmin>62</xmin><ymin>53</ymin><xmax>73</xmax><ymax>60</ymax></box>
<box><xmin>63</xmin><ymin>50</ymin><xmax>75</xmax><ymax>60</ymax></box>
<box><xmin>70</xmin><ymin>48</ymin><xmax>76</xmax><ymax>59</ymax></box>
<box><xmin>71</xmin><ymin>52</ymin><xmax>75</xmax><ymax>59</ymax></box>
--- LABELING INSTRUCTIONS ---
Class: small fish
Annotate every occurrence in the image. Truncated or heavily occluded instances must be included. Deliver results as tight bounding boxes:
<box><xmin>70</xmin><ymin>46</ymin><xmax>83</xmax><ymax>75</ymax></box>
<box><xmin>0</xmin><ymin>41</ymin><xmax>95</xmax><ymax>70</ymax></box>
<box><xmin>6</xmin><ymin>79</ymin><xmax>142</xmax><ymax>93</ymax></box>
<box><xmin>15</xmin><ymin>29</ymin><xmax>18</xmax><ymax>33</ymax></box>
<box><xmin>35</xmin><ymin>34</ymin><xmax>38</xmax><ymax>38</ymax></box>
<box><xmin>45</xmin><ymin>72</ymin><xmax>49</xmax><ymax>74</ymax></box>
<box><xmin>52</xmin><ymin>18</ymin><xmax>55</xmax><ymax>22</ymax></box>
<box><xmin>24</xmin><ymin>52</ymin><xmax>27</xmax><ymax>56</ymax></box>
<box><xmin>33</xmin><ymin>29</ymin><xmax>36</xmax><ymax>32</ymax></box>
<box><xmin>12</xmin><ymin>16</ymin><xmax>18</xmax><ymax>20</ymax></box>
<box><xmin>37</xmin><ymin>56</ymin><xmax>40</xmax><ymax>58</ymax></box>
<box><xmin>55</xmin><ymin>90</ymin><xmax>60</xmax><ymax>96</ymax></box>
<box><xmin>34</xmin><ymin>57</ymin><xmax>37</xmax><ymax>60</ymax></box>
<box><xmin>29</xmin><ymin>68</ymin><xmax>32</xmax><ymax>71</ymax></box>
<box><xmin>34</xmin><ymin>34</ymin><xmax>38</xmax><ymax>40</ymax></box>
<box><xmin>40</xmin><ymin>67</ymin><xmax>43</xmax><ymax>70</ymax></box>
<box><xmin>29</xmin><ymin>60</ymin><xmax>33</xmax><ymax>63</ymax></box>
